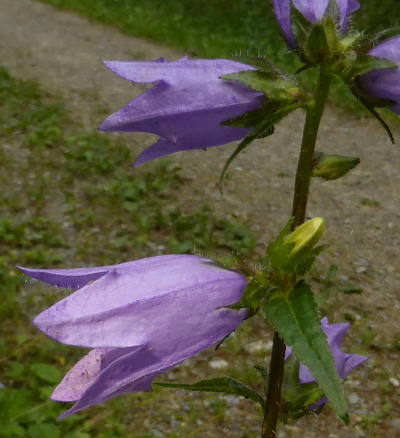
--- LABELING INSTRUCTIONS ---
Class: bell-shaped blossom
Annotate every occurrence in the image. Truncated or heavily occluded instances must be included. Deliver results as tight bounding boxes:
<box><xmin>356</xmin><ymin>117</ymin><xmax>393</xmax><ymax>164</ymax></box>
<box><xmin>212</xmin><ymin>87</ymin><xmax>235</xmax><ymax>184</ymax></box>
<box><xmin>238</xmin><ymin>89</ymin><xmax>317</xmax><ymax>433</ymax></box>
<box><xmin>20</xmin><ymin>255</ymin><xmax>247</xmax><ymax>418</ymax></box>
<box><xmin>285</xmin><ymin>317</ymin><xmax>368</xmax><ymax>410</ymax></box>
<box><xmin>99</xmin><ymin>57</ymin><xmax>266</xmax><ymax>166</ymax></box>
<box><xmin>273</xmin><ymin>0</ymin><xmax>360</xmax><ymax>48</ymax></box>
<box><xmin>360</xmin><ymin>35</ymin><xmax>400</xmax><ymax>115</ymax></box>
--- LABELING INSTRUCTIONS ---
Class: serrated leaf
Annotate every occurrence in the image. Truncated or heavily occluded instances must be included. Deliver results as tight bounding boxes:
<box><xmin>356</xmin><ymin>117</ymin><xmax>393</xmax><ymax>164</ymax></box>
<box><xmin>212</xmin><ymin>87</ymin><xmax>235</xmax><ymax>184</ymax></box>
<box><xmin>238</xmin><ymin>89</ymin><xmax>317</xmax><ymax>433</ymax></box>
<box><xmin>155</xmin><ymin>377</ymin><xmax>264</xmax><ymax>409</ymax></box>
<box><xmin>263</xmin><ymin>281</ymin><xmax>349</xmax><ymax>422</ymax></box>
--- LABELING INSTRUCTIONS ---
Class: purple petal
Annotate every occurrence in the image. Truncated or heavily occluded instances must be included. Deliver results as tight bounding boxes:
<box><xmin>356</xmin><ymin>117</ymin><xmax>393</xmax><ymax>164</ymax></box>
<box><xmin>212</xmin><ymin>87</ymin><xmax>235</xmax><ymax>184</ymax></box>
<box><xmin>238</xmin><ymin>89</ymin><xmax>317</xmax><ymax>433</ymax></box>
<box><xmin>99</xmin><ymin>58</ymin><xmax>265</xmax><ymax>164</ymax></box>
<box><xmin>18</xmin><ymin>265</ymin><xmax>110</xmax><ymax>289</ymax></box>
<box><xmin>360</xmin><ymin>36</ymin><xmax>400</xmax><ymax>115</ymax></box>
<box><xmin>368</xmin><ymin>35</ymin><xmax>400</xmax><ymax>64</ymax></box>
<box><xmin>292</xmin><ymin>0</ymin><xmax>330</xmax><ymax>23</ymax></box>
<box><xmin>30</xmin><ymin>255</ymin><xmax>247</xmax><ymax>348</ymax></box>
<box><xmin>273</xmin><ymin>0</ymin><xmax>297</xmax><ymax>48</ymax></box>
<box><xmin>336</xmin><ymin>0</ymin><xmax>360</xmax><ymax>31</ymax></box>
<box><xmin>19</xmin><ymin>255</ymin><xmax>187</xmax><ymax>288</ymax></box>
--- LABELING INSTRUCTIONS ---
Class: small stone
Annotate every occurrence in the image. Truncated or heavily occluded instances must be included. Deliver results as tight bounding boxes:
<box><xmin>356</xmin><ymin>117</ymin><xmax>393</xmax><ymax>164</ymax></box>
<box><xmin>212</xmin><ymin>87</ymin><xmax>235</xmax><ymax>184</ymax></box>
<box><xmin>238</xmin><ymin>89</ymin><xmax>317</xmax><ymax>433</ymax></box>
<box><xmin>389</xmin><ymin>377</ymin><xmax>399</xmax><ymax>387</ymax></box>
<box><xmin>209</xmin><ymin>359</ymin><xmax>228</xmax><ymax>370</ymax></box>
<box><xmin>244</xmin><ymin>340</ymin><xmax>273</xmax><ymax>354</ymax></box>
<box><xmin>349</xmin><ymin>393</ymin><xmax>360</xmax><ymax>404</ymax></box>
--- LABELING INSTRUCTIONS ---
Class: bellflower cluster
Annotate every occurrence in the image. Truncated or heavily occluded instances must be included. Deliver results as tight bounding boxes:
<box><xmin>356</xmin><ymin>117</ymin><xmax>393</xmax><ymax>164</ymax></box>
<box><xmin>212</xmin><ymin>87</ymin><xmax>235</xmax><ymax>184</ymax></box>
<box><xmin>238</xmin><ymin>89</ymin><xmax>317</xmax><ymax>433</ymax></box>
<box><xmin>285</xmin><ymin>317</ymin><xmax>368</xmax><ymax>410</ymax></box>
<box><xmin>99</xmin><ymin>57</ymin><xmax>266</xmax><ymax>166</ymax></box>
<box><xmin>20</xmin><ymin>255</ymin><xmax>247</xmax><ymax>418</ymax></box>
<box><xmin>361</xmin><ymin>35</ymin><xmax>400</xmax><ymax>115</ymax></box>
<box><xmin>273</xmin><ymin>0</ymin><xmax>360</xmax><ymax>48</ymax></box>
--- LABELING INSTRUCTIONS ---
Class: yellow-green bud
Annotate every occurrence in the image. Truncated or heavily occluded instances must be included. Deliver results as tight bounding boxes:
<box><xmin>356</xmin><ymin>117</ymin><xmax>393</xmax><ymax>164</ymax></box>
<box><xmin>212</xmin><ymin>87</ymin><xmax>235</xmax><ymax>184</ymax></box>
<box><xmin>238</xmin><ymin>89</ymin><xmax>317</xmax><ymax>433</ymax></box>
<box><xmin>284</xmin><ymin>217</ymin><xmax>325</xmax><ymax>260</ymax></box>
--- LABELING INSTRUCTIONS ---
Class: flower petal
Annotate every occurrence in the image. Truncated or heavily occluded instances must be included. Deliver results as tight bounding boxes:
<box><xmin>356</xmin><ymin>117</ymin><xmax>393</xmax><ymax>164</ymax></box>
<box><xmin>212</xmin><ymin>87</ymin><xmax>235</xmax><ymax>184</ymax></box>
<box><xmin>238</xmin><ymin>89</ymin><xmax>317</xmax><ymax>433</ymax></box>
<box><xmin>30</xmin><ymin>255</ymin><xmax>247</xmax><ymax>348</ymax></box>
<box><xmin>292</xmin><ymin>0</ymin><xmax>330</xmax><ymax>23</ymax></box>
<box><xmin>273</xmin><ymin>0</ymin><xmax>297</xmax><ymax>48</ymax></box>
<box><xmin>336</xmin><ymin>0</ymin><xmax>360</xmax><ymax>31</ymax></box>
<box><xmin>361</xmin><ymin>36</ymin><xmax>400</xmax><ymax>115</ymax></box>
<box><xmin>99</xmin><ymin>58</ymin><xmax>265</xmax><ymax>164</ymax></box>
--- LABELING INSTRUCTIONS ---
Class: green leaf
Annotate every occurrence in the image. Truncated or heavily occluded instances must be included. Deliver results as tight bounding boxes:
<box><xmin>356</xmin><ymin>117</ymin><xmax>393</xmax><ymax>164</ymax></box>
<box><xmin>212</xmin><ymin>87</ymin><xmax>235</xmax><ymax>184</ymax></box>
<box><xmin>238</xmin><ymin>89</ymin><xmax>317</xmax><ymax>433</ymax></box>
<box><xmin>155</xmin><ymin>377</ymin><xmax>265</xmax><ymax>409</ymax></box>
<box><xmin>263</xmin><ymin>281</ymin><xmax>349</xmax><ymax>422</ymax></box>
<box><xmin>30</xmin><ymin>363</ymin><xmax>62</xmax><ymax>384</ymax></box>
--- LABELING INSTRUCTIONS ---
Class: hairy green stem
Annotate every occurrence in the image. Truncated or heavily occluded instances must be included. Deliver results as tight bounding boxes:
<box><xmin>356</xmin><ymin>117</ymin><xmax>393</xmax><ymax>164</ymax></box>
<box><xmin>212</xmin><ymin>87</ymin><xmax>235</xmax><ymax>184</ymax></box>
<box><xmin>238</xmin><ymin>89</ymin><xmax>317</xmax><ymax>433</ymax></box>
<box><xmin>261</xmin><ymin>64</ymin><xmax>332</xmax><ymax>438</ymax></box>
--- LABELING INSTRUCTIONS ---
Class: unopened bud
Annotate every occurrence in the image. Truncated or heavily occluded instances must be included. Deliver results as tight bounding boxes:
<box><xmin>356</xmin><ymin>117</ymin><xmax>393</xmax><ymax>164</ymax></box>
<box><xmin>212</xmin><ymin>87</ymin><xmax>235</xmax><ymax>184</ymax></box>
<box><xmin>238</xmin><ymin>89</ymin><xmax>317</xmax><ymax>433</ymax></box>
<box><xmin>284</xmin><ymin>217</ymin><xmax>325</xmax><ymax>260</ymax></box>
<box><xmin>312</xmin><ymin>152</ymin><xmax>360</xmax><ymax>180</ymax></box>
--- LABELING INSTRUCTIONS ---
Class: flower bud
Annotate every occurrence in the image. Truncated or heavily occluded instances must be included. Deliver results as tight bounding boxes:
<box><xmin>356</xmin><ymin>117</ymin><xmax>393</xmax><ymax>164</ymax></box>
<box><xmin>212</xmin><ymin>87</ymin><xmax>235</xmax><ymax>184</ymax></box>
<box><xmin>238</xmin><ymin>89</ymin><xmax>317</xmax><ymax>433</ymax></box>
<box><xmin>312</xmin><ymin>152</ymin><xmax>360</xmax><ymax>180</ymax></box>
<box><xmin>284</xmin><ymin>217</ymin><xmax>326</xmax><ymax>261</ymax></box>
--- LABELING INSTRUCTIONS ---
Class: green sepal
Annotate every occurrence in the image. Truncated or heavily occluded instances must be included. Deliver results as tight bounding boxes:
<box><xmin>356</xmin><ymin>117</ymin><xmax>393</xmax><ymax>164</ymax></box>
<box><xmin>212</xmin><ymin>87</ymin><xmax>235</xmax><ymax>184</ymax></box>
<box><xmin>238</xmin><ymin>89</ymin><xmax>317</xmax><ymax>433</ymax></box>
<box><xmin>218</xmin><ymin>117</ymin><xmax>274</xmax><ymax>190</ymax></box>
<box><xmin>267</xmin><ymin>218</ymin><xmax>326</xmax><ymax>276</ymax></box>
<box><xmin>348</xmin><ymin>79</ymin><xmax>395</xmax><ymax>143</ymax></box>
<box><xmin>218</xmin><ymin>100</ymin><xmax>304</xmax><ymax>189</ymax></box>
<box><xmin>305</xmin><ymin>19</ymin><xmax>338</xmax><ymax>63</ymax></box>
<box><xmin>373</xmin><ymin>26</ymin><xmax>400</xmax><ymax>47</ymax></box>
<box><xmin>227</xmin><ymin>273</ymin><xmax>271</xmax><ymax>314</ymax></box>
<box><xmin>345</xmin><ymin>54</ymin><xmax>397</xmax><ymax>80</ymax></box>
<box><xmin>291</xmin><ymin>7</ymin><xmax>314</xmax><ymax>49</ymax></box>
<box><xmin>312</xmin><ymin>151</ymin><xmax>360</xmax><ymax>180</ymax></box>
<box><xmin>154</xmin><ymin>377</ymin><xmax>265</xmax><ymax>409</ymax></box>
<box><xmin>263</xmin><ymin>281</ymin><xmax>349</xmax><ymax>422</ymax></box>
<box><xmin>221</xmin><ymin>71</ymin><xmax>301</xmax><ymax>101</ymax></box>
<box><xmin>231</xmin><ymin>55</ymin><xmax>277</xmax><ymax>75</ymax></box>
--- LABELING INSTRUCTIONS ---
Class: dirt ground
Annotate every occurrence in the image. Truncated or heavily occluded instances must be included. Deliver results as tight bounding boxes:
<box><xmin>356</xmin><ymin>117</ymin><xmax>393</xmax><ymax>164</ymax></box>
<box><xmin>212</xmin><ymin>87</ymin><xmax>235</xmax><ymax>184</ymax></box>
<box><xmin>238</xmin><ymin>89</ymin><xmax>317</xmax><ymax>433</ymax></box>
<box><xmin>1</xmin><ymin>0</ymin><xmax>399</xmax><ymax>436</ymax></box>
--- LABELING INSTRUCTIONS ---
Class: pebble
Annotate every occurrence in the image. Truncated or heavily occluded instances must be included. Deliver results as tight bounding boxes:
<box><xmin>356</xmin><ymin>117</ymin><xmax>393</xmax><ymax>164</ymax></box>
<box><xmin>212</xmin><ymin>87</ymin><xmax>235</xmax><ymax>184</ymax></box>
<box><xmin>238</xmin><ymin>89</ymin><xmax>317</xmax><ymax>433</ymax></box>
<box><xmin>349</xmin><ymin>393</ymin><xmax>361</xmax><ymax>404</ymax></box>
<box><xmin>389</xmin><ymin>377</ymin><xmax>399</xmax><ymax>387</ymax></box>
<box><xmin>209</xmin><ymin>359</ymin><xmax>228</xmax><ymax>370</ymax></box>
<box><xmin>244</xmin><ymin>340</ymin><xmax>273</xmax><ymax>354</ymax></box>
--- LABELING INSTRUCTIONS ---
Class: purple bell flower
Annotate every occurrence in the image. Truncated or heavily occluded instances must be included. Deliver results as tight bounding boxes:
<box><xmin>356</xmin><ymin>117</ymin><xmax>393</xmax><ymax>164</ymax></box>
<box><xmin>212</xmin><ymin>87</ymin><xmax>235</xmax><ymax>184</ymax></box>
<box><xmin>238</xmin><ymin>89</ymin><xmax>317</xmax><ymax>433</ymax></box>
<box><xmin>99</xmin><ymin>57</ymin><xmax>266</xmax><ymax>166</ymax></box>
<box><xmin>360</xmin><ymin>35</ymin><xmax>400</xmax><ymax>115</ymax></box>
<box><xmin>285</xmin><ymin>317</ymin><xmax>368</xmax><ymax>410</ymax></box>
<box><xmin>20</xmin><ymin>255</ymin><xmax>247</xmax><ymax>418</ymax></box>
<box><xmin>273</xmin><ymin>0</ymin><xmax>360</xmax><ymax>48</ymax></box>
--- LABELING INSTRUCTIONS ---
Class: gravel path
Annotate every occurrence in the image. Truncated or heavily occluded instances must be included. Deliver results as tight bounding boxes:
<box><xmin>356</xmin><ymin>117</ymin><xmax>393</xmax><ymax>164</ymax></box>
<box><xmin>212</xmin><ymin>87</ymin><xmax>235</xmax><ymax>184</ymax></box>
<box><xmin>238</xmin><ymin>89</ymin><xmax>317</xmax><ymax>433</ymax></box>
<box><xmin>1</xmin><ymin>0</ymin><xmax>399</xmax><ymax>436</ymax></box>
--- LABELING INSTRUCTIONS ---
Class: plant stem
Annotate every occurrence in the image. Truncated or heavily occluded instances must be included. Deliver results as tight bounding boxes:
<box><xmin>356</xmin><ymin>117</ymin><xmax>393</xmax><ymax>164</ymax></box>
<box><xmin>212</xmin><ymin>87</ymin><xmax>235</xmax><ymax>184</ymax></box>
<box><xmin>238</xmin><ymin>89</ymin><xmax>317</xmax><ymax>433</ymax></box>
<box><xmin>261</xmin><ymin>63</ymin><xmax>332</xmax><ymax>438</ymax></box>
